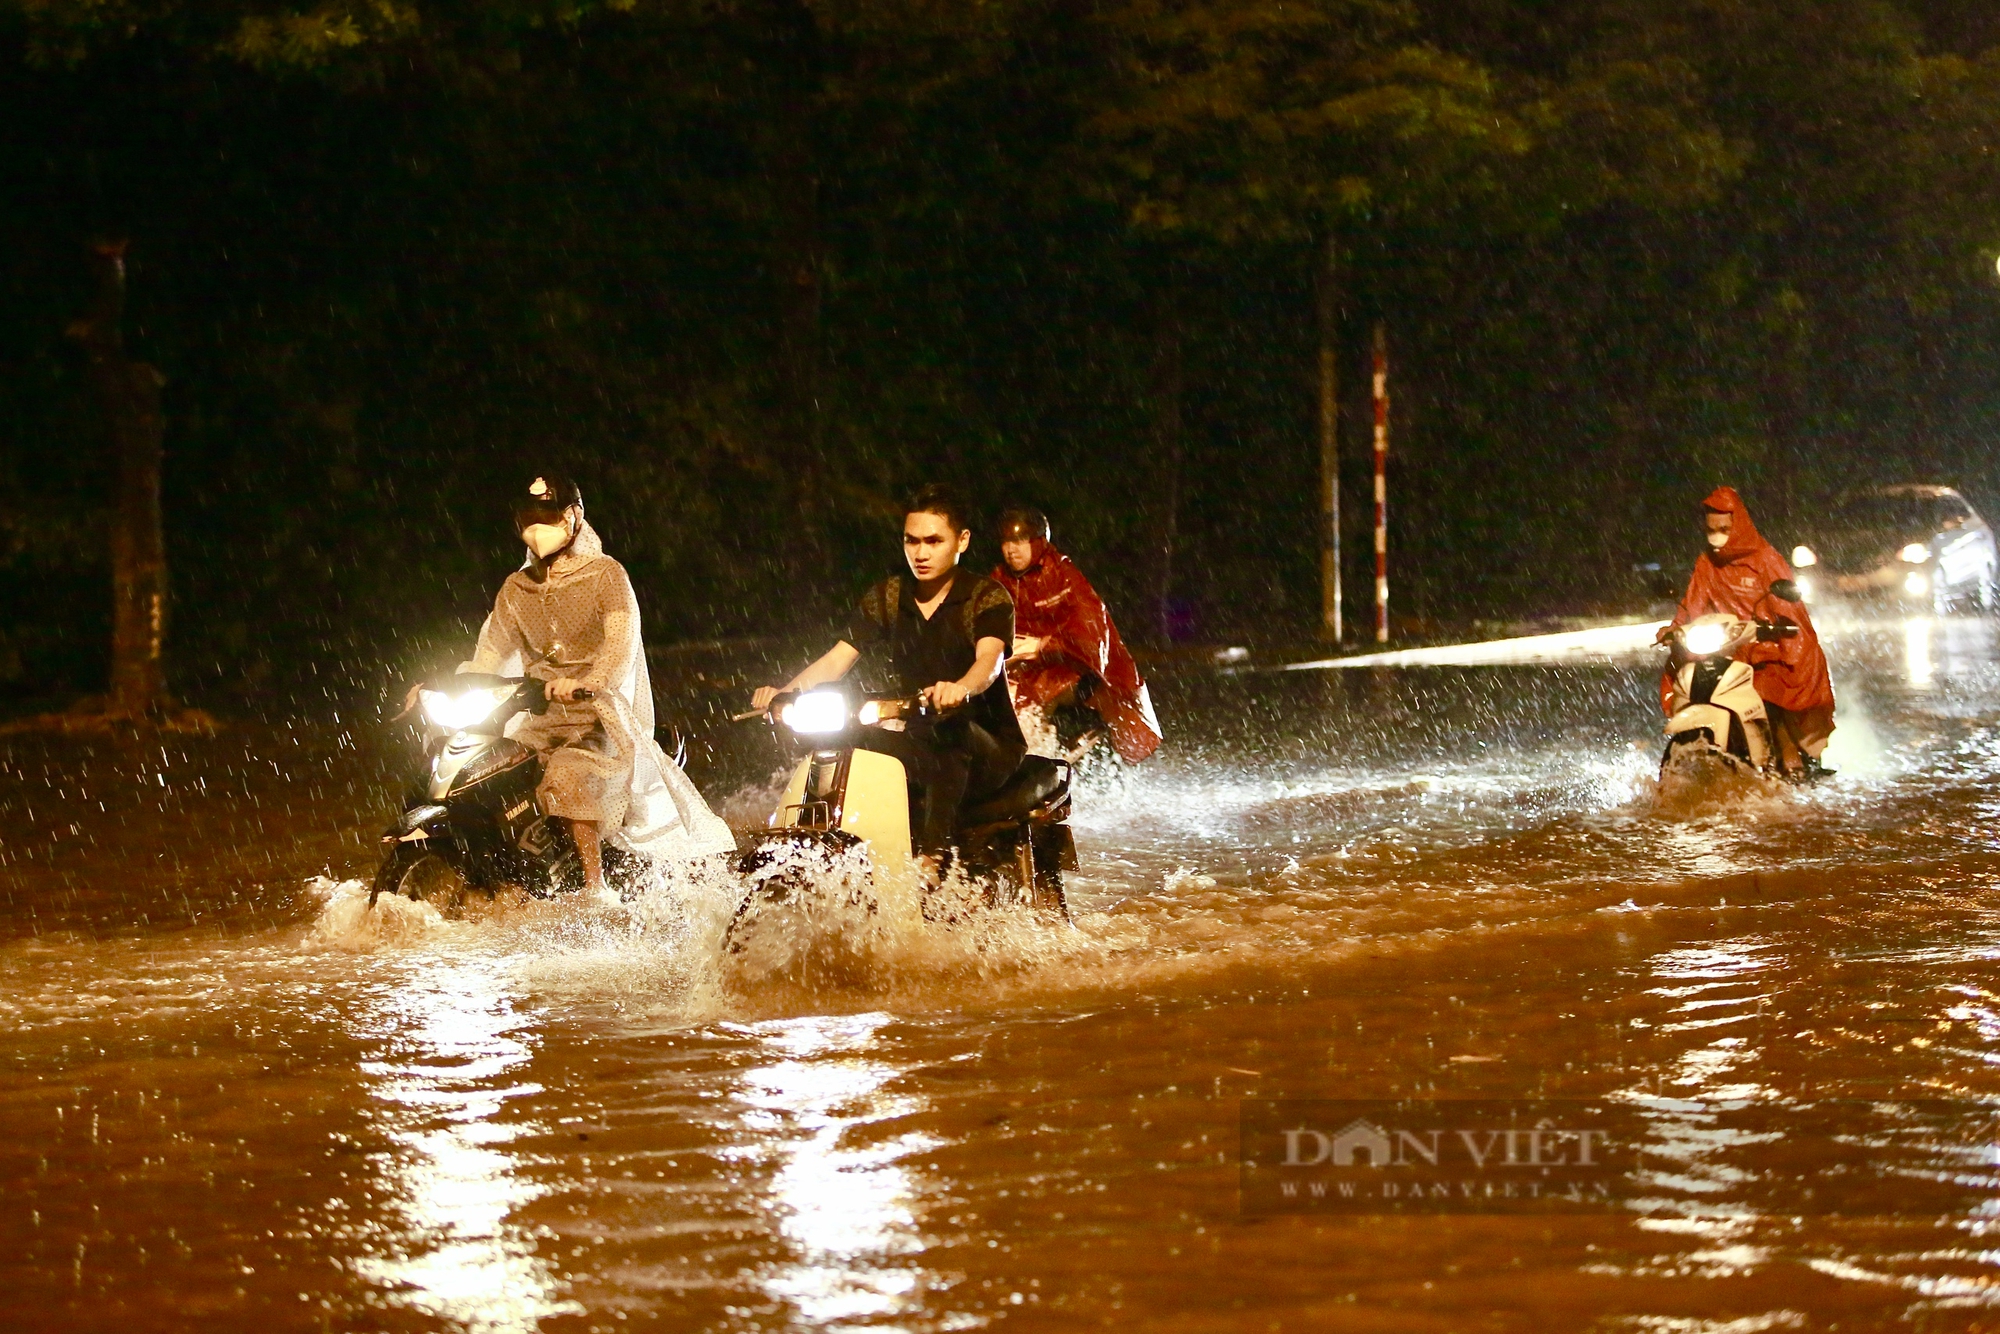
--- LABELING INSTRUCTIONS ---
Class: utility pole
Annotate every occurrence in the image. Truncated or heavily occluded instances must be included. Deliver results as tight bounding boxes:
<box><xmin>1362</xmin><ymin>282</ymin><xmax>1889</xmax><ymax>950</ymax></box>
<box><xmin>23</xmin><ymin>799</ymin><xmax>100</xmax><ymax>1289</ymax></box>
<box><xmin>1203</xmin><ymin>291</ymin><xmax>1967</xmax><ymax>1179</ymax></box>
<box><xmin>1318</xmin><ymin>235</ymin><xmax>1342</xmax><ymax>643</ymax></box>
<box><xmin>1372</xmin><ymin>321</ymin><xmax>1389</xmax><ymax>643</ymax></box>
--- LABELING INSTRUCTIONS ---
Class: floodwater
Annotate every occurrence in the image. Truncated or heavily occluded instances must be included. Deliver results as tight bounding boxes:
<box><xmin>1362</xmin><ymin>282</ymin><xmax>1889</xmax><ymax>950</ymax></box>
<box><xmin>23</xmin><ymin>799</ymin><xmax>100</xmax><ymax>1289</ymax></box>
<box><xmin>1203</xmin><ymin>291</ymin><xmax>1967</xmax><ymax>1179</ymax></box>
<box><xmin>7</xmin><ymin>615</ymin><xmax>2000</xmax><ymax>1331</ymax></box>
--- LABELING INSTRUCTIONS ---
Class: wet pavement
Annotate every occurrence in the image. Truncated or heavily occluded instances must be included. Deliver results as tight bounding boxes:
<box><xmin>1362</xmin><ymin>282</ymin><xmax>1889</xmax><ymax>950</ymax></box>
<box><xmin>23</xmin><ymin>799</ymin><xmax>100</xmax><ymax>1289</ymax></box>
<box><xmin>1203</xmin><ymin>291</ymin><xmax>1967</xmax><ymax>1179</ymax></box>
<box><xmin>7</xmin><ymin>613</ymin><xmax>2000</xmax><ymax>1330</ymax></box>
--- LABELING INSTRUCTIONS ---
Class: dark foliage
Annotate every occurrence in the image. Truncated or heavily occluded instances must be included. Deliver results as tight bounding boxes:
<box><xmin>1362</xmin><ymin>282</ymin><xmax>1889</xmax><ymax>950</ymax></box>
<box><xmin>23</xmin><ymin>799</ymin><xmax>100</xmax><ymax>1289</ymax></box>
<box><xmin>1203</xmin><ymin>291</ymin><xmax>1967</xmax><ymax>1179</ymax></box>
<box><xmin>2</xmin><ymin>0</ymin><xmax>1999</xmax><ymax>704</ymax></box>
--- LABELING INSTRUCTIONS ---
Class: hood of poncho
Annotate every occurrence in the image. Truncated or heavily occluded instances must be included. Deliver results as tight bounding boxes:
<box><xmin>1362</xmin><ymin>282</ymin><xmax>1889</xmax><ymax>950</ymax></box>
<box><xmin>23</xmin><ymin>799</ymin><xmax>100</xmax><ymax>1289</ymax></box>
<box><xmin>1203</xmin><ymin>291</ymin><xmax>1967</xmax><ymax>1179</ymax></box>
<box><xmin>1701</xmin><ymin>486</ymin><xmax>1772</xmax><ymax>567</ymax></box>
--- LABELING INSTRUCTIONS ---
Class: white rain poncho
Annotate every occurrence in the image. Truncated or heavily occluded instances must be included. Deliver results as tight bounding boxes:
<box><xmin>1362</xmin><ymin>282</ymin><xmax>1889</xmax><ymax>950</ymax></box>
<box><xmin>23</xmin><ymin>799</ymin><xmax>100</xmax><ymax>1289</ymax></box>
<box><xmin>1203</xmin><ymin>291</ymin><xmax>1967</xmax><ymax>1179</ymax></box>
<box><xmin>461</xmin><ymin>519</ymin><xmax>736</xmax><ymax>861</ymax></box>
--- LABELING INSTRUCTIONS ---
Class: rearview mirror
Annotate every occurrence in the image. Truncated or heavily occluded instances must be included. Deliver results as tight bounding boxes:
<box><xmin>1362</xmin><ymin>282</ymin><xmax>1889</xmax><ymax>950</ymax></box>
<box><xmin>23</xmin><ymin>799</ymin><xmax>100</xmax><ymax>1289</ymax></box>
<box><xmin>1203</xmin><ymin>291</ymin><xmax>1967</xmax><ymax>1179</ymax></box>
<box><xmin>1769</xmin><ymin>579</ymin><xmax>1801</xmax><ymax>603</ymax></box>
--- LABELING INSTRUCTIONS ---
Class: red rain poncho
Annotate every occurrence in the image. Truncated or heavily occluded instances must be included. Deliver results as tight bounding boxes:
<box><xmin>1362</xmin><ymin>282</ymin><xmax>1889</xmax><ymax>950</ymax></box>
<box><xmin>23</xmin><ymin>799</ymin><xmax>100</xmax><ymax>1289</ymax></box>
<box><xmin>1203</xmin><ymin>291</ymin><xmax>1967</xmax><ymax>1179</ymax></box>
<box><xmin>1664</xmin><ymin>486</ymin><xmax>1835</xmax><ymax>723</ymax></box>
<box><xmin>993</xmin><ymin>541</ymin><xmax>1163</xmax><ymax>763</ymax></box>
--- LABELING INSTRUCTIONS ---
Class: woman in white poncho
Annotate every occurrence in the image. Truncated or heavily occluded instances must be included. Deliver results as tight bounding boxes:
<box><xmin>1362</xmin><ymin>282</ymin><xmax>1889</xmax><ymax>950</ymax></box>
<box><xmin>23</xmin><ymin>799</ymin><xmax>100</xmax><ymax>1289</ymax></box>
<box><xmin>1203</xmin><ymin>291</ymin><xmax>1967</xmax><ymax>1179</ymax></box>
<box><xmin>459</xmin><ymin>474</ymin><xmax>735</xmax><ymax>894</ymax></box>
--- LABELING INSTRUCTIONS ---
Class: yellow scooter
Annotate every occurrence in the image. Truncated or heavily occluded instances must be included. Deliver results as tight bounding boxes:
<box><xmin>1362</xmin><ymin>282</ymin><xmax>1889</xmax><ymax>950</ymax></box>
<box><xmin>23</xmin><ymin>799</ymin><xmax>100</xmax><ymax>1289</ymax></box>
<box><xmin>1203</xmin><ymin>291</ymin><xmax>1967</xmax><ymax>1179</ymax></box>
<box><xmin>725</xmin><ymin>688</ymin><xmax>1074</xmax><ymax>951</ymax></box>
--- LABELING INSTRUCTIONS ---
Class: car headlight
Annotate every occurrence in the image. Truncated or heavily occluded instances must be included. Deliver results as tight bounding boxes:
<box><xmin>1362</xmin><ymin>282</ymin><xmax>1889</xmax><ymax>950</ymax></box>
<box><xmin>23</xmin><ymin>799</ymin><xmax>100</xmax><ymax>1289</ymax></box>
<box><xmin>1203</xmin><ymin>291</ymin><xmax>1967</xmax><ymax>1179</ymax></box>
<box><xmin>1791</xmin><ymin>544</ymin><xmax>1818</xmax><ymax>568</ymax></box>
<box><xmin>1682</xmin><ymin>623</ymin><xmax>1728</xmax><ymax>656</ymax></box>
<box><xmin>779</xmin><ymin>689</ymin><xmax>850</xmax><ymax>735</ymax></box>
<box><xmin>1900</xmin><ymin>542</ymin><xmax>1931</xmax><ymax>563</ymax></box>
<box><xmin>1794</xmin><ymin>575</ymin><xmax>1813</xmax><ymax>602</ymax></box>
<box><xmin>1905</xmin><ymin>571</ymin><xmax>1930</xmax><ymax>597</ymax></box>
<box><xmin>421</xmin><ymin>686</ymin><xmax>511</xmax><ymax>730</ymax></box>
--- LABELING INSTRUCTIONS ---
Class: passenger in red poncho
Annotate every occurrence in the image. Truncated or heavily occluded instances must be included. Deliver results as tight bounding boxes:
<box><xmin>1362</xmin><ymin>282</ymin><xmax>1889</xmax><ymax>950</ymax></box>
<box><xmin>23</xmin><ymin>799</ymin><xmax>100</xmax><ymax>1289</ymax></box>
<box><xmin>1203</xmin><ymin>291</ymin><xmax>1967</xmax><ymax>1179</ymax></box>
<box><xmin>992</xmin><ymin>508</ymin><xmax>1163</xmax><ymax>763</ymax></box>
<box><xmin>1656</xmin><ymin>486</ymin><xmax>1835</xmax><ymax>776</ymax></box>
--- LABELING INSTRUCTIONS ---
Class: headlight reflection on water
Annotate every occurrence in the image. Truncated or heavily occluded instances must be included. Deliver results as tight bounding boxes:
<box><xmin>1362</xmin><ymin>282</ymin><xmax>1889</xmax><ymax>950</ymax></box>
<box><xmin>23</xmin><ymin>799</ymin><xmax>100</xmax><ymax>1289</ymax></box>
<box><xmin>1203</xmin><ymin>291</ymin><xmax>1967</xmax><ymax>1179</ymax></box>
<box><xmin>728</xmin><ymin>1012</ymin><xmax>940</xmax><ymax>1325</ymax></box>
<box><xmin>1614</xmin><ymin>938</ymin><xmax>1785</xmax><ymax>1252</ymax></box>
<box><xmin>1906</xmin><ymin>617</ymin><xmax>1935</xmax><ymax>689</ymax></box>
<box><xmin>354</xmin><ymin>959</ymin><xmax>576</xmax><ymax>1334</ymax></box>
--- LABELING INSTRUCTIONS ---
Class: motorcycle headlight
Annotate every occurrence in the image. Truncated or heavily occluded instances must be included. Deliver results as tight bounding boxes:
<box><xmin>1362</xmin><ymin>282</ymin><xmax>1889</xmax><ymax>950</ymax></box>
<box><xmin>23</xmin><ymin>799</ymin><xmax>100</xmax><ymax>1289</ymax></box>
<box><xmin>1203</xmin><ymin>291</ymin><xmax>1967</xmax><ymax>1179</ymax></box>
<box><xmin>1791</xmin><ymin>544</ymin><xmax>1818</xmax><ymax>568</ymax></box>
<box><xmin>857</xmin><ymin>700</ymin><xmax>883</xmax><ymax>726</ymax></box>
<box><xmin>779</xmin><ymin>689</ymin><xmax>850</xmax><ymax>735</ymax></box>
<box><xmin>1682</xmin><ymin>623</ymin><xmax>1728</xmax><ymax>656</ymax></box>
<box><xmin>422</xmin><ymin>686</ymin><xmax>510</xmax><ymax>730</ymax></box>
<box><xmin>1901</xmin><ymin>542</ymin><xmax>1931</xmax><ymax>564</ymax></box>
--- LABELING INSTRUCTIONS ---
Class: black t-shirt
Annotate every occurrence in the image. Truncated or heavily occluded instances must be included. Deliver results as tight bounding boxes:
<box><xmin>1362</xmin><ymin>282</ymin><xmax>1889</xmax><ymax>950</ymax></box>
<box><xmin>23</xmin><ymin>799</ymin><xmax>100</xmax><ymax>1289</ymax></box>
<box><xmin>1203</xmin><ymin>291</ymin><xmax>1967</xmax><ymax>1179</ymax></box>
<box><xmin>848</xmin><ymin>571</ymin><xmax>1027</xmax><ymax>753</ymax></box>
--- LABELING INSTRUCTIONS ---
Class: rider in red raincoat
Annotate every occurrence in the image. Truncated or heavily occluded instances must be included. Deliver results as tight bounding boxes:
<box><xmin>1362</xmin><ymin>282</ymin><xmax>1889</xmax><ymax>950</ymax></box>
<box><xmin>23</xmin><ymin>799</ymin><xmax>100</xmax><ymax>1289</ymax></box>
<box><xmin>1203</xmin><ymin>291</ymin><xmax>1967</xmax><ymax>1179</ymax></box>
<box><xmin>992</xmin><ymin>508</ymin><xmax>1163</xmax><ymax>763</ymax></box>
<box><xmin>1658</xmin><ymin>486</ymin><xmax>1835</xmax><ymax>776</ymax></box>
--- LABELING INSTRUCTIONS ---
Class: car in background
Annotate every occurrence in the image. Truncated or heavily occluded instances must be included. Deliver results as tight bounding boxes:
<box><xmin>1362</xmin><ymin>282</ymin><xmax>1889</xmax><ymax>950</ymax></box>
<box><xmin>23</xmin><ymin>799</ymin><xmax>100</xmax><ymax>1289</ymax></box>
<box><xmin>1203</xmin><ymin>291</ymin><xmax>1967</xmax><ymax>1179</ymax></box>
<box><xmin>1791</xmin><ymin>484</ymin><xmax>1997</xmax><ymax>613</ymax></box>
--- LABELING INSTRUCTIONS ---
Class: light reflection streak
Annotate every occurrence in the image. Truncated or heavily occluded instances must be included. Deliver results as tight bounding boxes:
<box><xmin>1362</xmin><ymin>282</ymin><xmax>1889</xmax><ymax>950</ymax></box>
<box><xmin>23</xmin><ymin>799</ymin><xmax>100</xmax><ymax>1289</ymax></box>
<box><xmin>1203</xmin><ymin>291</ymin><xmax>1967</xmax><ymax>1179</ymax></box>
<box><xmin>1807</xmin><ymin>1254</ymin><xmax>2000</xmax><ymax>1303</ymax></box>
<box><xmin>727</xmin><ymin>1012</ymin><xmax>942</xmax><ymax>1327</ymax></box>
<box><xmin>1656</xmin><ymin>826</ymin><xmax>1747</xmax><ymax>881</ymax></box>
<box><xmin>354</xmin><ymin>959</ymin><xmax>576</xmax><ymax>1333</ymax></box>
<box><xmin>1283</xmin><ymin>619</ymin><xmax>1665</xmax><ymax>670</ymax></box>
<box><xmin>1617</xmin><ymin>940</ymin><xmax>1786</xmax><ymax>1239</ymax></box>
<box><xmin>1906</xmin><ymin>617</ymin><xmax>1935</xmax><ymax>689</ymax></box>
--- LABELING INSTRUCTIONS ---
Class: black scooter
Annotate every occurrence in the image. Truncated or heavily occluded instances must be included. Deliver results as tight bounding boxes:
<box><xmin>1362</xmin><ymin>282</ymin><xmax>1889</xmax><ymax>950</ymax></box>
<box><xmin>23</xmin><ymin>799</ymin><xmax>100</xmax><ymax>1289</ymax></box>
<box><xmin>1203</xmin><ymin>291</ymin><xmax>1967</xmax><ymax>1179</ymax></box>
<box><xmin>370</xmin><ymin>673</ymin><xmax>628</xmax><ymax>911</ymax></box>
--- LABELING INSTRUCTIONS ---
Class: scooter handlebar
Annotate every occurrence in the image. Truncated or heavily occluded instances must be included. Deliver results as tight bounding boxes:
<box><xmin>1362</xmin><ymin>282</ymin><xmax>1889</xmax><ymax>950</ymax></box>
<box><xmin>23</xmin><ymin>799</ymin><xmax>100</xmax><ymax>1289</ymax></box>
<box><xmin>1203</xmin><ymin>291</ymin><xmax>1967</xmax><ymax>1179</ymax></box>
<box><xmin>734</xmin><ymin>690</ymin><xmax>933</xmax><ymax>726</ymax></box>
<box><xmin>395</xmin><ymin>673</ymin><xmax>589</xmax><ymax>727</ymax></box>
<box><xmin>733</xmin><ymin>687</ymin><xmax>799</xmax><ymax>724</ymax></box>
<box><xmin>508</xmin><ymin>676</ymin><xmax>593</xmax><ymax>715</ymax></box>
<box><xmin>538</xmin><ymin>680</ymin><xmax>595</xmax><ymax>701</ymax></box>
<box><xmin>1663</xmin><ymin>618</ymin><xmax>1800</xmax><ymax>657</ymax></box>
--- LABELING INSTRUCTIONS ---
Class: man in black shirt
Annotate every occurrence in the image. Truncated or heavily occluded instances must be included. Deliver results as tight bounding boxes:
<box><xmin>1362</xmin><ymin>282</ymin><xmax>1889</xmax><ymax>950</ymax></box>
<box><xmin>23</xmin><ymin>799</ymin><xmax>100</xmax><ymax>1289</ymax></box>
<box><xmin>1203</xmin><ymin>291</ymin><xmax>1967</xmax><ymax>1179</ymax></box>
<box><xmin>751</xmin><ymin>484</ymin><xmax>1028</xmax><ymax>867</ymax></box>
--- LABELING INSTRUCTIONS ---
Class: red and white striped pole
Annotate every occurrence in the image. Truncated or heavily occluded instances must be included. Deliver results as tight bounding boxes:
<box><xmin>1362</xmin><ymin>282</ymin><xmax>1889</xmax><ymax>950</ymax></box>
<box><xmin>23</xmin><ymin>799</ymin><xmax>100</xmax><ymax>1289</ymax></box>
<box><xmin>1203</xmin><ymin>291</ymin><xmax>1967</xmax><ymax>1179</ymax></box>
<box><xmin>1371</xmin><ymin>321</ymin><xmax>1389</xmax><ymax>643</ymax></box>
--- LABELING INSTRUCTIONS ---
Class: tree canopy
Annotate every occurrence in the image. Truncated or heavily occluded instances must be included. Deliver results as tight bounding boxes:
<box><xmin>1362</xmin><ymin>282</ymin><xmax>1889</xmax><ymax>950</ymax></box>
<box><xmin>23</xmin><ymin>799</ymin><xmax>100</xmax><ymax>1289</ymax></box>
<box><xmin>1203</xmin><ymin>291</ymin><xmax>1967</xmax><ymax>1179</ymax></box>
<box><xmin>2</xmin><ymin>0</ymin><xmax>1999</xmax><ymax>699</ymax></box>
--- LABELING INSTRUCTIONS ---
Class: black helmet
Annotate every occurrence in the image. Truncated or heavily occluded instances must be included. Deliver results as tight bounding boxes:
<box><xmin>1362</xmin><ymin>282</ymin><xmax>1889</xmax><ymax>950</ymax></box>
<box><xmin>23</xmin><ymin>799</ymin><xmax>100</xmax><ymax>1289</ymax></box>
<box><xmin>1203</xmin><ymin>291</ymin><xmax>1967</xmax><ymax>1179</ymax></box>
<box><xmin>513</xmin><ymin>473</ymin><xmax>582</xmax><ymax>531</ymax></box>
<box><xmin>997</xmin><ymin>505</ymin><xmax>1050</xmax><ymax>543</ymax></box>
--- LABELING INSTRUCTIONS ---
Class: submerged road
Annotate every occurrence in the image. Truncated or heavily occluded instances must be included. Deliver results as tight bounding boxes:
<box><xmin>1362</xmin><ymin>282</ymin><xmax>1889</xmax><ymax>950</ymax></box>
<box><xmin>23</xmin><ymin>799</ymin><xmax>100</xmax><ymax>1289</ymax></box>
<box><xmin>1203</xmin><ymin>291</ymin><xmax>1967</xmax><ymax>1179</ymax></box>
<box><xmin>5</xmin><ymin>613</ymin><xmax>2000</xmax><ymax>1330</ymax></box>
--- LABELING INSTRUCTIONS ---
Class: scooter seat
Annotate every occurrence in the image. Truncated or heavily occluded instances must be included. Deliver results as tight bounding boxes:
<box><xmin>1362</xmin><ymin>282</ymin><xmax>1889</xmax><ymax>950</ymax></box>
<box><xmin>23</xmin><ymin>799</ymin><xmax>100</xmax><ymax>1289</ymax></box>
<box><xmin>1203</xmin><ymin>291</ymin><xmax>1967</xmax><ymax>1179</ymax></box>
<box><xmin>959</xmin><ymin>756</ymin><xmax>1069</xmax><ymax>826</ymax></box>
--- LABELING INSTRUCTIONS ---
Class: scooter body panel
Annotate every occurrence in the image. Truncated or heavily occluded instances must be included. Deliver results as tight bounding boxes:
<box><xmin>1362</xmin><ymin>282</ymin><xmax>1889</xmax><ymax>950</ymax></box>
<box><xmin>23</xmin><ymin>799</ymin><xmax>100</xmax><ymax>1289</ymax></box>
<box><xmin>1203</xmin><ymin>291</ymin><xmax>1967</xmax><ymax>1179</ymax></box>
<box><xmin>1666</xmin><ymin>661</ymin><xmax>1772</xmax><ymax>771</ymax></box>
<box><xmin>428</xmin><ymin>732</ymin><xmax>490</xmax><ymax>800</ymax></box>
<box><xmin>774</xmin><ymin>747</ymin><xmax>913</xmax><ymax>877</ymax></box>
<box><xmin>774</xmin><ymin>759</ymin><xmax>810</xmax><ymax>824</ymax></box>
<box><xmin>1665</xmin><ymin>702</ymin><xmax>1740</xmax><ymax>751</ymax></box>
<box><xmin>386</xmin><ymin>734</ymin><xmax>577</xmax><ymax>899</ymax></box>
<box><xmin>838</xmin><ymin>749</ymin><xmax>913</xmax><ymax>870</ymax></box>
<box><xmin>1670</xmin><ymin>659</ymin><xmax>1766</xmax><ymax>721</ymax></box>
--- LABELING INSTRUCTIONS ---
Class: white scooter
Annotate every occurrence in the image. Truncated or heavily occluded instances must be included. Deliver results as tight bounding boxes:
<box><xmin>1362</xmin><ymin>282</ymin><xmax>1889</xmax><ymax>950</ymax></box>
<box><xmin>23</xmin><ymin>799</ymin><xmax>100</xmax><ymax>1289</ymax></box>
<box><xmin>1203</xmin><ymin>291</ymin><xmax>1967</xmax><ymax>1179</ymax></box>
<box><xmin>724</xmin><ymin>688</ymin><xmax>1075</xmax><ymax>952</ymax></box>
<box><xmin>1660</xmin><ymin>610</ymin><xmax>1798</xmax><ymax>780</ymax></box>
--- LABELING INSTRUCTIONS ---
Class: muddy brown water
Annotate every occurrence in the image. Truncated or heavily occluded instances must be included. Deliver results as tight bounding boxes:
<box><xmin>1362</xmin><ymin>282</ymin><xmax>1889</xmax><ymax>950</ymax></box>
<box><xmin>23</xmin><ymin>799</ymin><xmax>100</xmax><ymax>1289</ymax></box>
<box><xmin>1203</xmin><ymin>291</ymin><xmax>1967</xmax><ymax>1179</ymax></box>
<box><xmin>6</xmin><ymin>615</ymin><xmax>2000</xmax><ymax>1331</ymax></box>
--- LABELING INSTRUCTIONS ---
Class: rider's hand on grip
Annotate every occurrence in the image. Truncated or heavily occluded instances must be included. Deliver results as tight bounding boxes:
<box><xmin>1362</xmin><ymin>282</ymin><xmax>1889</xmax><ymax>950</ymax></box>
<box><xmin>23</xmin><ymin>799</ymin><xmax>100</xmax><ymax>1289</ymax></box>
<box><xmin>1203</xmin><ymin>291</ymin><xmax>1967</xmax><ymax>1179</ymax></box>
<box><xmin>548</xmin><ymin>677</ymin><xmax>592</xmax><ymax>703</ymax></box>
<box><xmin>751</xmin><ymin>685</ymin><xmax>781</xmax><ymax>713</ymax></box>
<box><xmin>925</xmin><ymin>680</ymin><xmax>970</xmax><ymax>711</ymax></box>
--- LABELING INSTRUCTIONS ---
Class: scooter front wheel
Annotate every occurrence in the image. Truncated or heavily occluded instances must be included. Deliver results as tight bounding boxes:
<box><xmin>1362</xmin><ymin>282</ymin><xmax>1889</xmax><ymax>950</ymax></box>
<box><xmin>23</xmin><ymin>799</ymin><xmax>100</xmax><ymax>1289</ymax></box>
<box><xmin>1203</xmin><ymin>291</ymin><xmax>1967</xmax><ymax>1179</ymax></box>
<box><xmin>372</xmin><ymin>844</ymin><xmax>481</xmax><ymax>916</ymax></box>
